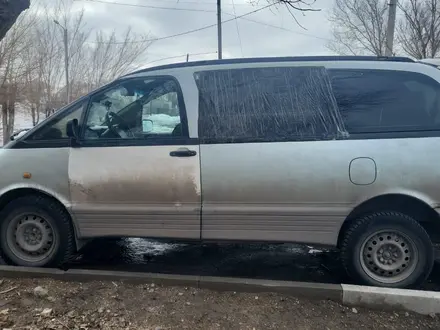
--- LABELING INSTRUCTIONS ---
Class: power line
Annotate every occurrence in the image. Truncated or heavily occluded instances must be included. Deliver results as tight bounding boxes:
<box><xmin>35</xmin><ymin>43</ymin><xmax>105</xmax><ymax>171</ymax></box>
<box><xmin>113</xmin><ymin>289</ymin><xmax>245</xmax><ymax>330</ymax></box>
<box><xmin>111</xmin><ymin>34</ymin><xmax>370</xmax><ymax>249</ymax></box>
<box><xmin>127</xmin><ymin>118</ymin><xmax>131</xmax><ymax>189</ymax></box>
<box><xmin>142</xmin><ymin>0</ymin><xmax>267</xmax><ymax>6</ymax></box>
<box><xmin>144</xmin><ymin>51</ymin><xmax>217</xmax><ymax>65</ymax></box>
<box><xmin>85</xmin><ymin>3</ymin><xmax>274</xmax><ymax>45</ymax></box>
<box><xmin>82</xmin><ymin>0</ymin><xmax>328</xmax><ymax>46</ymax></box>
<box><xmin>222</xmin><ymin>11</ymin><xmax>331</xmax><ymax>42</ymax></box>
<box><xmin>231</xmin><ymin>0</ymin><xmax>244</xmax><ymax>57</ymax></box>
<box><xmin>80</xmin><ymin>0</ymin><xmax>218</xmax><ymax>13</ymax></box>
<box><xmin>82</xmin><ymin>0</ymin><xmax>269</xmax><ymax>7</ymax></box>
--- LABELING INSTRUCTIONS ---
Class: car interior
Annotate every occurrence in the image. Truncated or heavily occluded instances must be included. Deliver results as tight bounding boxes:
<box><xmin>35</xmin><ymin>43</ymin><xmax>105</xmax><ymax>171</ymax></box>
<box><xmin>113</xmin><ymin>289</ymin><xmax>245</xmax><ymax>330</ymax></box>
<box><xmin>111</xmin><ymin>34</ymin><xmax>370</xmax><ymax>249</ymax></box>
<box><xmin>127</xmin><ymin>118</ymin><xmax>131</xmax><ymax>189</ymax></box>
<box><xmin>85</xmin><ymin>78</ymin><xmax>183</xmax><ymax>139</ymax></box>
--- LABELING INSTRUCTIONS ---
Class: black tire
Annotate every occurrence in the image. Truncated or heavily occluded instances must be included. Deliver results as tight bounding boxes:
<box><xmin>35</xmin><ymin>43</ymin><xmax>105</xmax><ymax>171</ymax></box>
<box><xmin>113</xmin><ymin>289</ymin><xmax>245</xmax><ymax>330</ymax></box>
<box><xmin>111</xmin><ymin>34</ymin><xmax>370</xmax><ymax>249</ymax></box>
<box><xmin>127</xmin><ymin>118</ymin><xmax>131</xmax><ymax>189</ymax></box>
<box><xmin>0</xmin><ymin>195</ymin><xmax>76</xmax><ymax>267</ymax></box>
<box><xmin>341</xmin><ymin>211</ymin><xmax>434</xmax><ymax>288</ymax></box>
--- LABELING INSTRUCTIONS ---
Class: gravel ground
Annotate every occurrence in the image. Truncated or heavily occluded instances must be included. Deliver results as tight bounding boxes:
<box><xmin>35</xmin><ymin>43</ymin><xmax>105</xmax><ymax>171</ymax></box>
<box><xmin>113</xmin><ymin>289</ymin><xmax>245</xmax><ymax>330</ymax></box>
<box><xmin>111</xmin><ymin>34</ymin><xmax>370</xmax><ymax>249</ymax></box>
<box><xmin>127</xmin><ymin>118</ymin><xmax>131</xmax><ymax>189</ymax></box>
<box><xmin>0</xmin><ymin>278</ymin><xmax>438</xmax><ymax>330</ymax></box>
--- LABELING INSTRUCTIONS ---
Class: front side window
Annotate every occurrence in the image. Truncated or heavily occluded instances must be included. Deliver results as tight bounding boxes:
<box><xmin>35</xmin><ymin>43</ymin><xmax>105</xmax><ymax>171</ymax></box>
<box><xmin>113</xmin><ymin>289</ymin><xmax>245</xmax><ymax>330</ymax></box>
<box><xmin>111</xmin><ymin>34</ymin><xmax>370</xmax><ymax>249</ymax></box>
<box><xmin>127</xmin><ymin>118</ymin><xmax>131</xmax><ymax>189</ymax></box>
<box><xmin>195</xmin><ymin>67</ymin><xmax>347</xmax><ymax>143</ymax></box>
<box><xmin>83</xmin><ymin>77</ymin><xmax>183</xmax><ymax>140</ymax></box>
<box><xmin>328</xmin><ymin>69</ymin><xmax>440</xmax><ymax>133</ymax></box>
<box><xmin>30</xmin><ymin>102</ymin><xmax>84</xmax><ymax>140</ymax></box>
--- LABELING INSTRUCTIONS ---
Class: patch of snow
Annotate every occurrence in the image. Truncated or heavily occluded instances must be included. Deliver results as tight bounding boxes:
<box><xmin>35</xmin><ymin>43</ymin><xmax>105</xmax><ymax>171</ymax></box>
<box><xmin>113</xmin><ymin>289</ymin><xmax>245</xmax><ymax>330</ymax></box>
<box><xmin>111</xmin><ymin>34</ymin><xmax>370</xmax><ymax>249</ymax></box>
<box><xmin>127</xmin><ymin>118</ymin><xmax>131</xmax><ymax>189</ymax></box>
<box><xmin>146</xmin><ymin>114</ymin><xmax>180</xmax><ymax>127</ymax></box>
<box><xmin>143</xmin><ymin>114</ymin><xmax>180</xmax><ymax>134</ymax></box>
<box><xmin>0</xmin><ymin>103</ymin><xmax>43</xmax><ymax>146</ymax></box>
<box><xmin>308</xmin><ymin>248</ymin><xmax>324</xmax><ymax>254</ymax></box>
<box><xmin>14</xmin><ymin>130</ymin><xmax>30</xmax><ymax>139</ymax></box>
<box><xmin>306</xmin><ymin>245</ymin><xmax>325</xmax><ymax>254</ymax></box>
<box><xmin>125</xmin><ymin>238</ymin><xmax>184</xmax><ymax>256</ymax></box>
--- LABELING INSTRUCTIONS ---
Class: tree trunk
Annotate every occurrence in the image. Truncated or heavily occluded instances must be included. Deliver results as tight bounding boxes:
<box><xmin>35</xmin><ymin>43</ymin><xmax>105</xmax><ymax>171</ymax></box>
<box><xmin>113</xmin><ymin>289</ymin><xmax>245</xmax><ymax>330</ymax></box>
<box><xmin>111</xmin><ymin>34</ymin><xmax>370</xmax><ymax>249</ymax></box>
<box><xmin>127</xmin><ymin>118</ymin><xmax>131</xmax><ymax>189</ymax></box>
<box><xmin>31</xmin><ymin>104</ymin><xmax>40</xmax><ymax>126</ymax></box>
<box><xmin>1</xmin><ymin>102</ymin><xmax>7</xmax><ymax>143</ymax></box>
<box><xmin>7</xmin><ymin>101</ymin><xmax>14</xmax><ymax>139</ymax></box>
<box><xmin>31</xmin><ymin>105</ymin><xmax>36</xmax><ymax>126</ymax></box>
<box><xmin>35</xmin><ymin>105</ymin><xmax>40</xmax><ymax>126</ymax></box>
<box><xmin>1</xmin><ymin>102</ymin><xmax>14</xmax><ymax>143</ymax></box>
<box><xmin>0</xmin><ymin>0</ymin><xmax>30</xmax><ymax>42</ymax></box>
<box><xmin>0</xmin><ymin>84</ymin><xmax>17</xmax><ymax>142</ymax></box>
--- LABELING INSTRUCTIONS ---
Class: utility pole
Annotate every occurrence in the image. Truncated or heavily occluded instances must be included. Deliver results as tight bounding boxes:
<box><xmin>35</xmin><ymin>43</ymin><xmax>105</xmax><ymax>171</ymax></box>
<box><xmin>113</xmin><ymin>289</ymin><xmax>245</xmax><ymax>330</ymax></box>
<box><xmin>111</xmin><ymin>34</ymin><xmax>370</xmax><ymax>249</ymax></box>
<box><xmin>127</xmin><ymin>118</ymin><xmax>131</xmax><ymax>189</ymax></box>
<box><xmin>217</xmin><ymin>0</ymin><xmax>222</xmax><ymax>59</ymax></box>
<box><xmin>385</xmin><ymin>0</ymin><xmax>398</xmax><ymax>57</ymax></box>
<box><xmin>54</xmin><ymin>20</ymin><xmax>70</xmax><ymax>104</ymax></box>
<box><xmin>186</xmin><ymin>53</ymin><xmax>189</xmax><ymax>62</ymax></box>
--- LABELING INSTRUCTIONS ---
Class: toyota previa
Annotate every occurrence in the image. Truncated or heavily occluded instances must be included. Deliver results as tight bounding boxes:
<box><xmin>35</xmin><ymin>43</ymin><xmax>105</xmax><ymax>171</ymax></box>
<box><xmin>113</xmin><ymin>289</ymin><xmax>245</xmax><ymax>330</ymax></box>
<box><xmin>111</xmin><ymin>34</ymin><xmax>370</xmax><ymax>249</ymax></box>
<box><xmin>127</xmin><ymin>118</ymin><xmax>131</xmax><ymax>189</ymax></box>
<box><xmin>1</xmin><ymin>56</ymin><xmax>440</xmax><ymax>288</ymax></box>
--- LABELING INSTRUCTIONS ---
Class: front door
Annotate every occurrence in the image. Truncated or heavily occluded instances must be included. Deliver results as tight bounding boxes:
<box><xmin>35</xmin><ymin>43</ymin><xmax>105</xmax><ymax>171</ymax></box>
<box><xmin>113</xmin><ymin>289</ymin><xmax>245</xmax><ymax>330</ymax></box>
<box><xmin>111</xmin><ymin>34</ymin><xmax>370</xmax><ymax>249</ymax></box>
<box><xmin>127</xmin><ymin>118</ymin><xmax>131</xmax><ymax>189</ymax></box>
<box><xmin>68</xmin><ymin>76</ymin><xmax>201</xmax><ymax>239</ymax></box>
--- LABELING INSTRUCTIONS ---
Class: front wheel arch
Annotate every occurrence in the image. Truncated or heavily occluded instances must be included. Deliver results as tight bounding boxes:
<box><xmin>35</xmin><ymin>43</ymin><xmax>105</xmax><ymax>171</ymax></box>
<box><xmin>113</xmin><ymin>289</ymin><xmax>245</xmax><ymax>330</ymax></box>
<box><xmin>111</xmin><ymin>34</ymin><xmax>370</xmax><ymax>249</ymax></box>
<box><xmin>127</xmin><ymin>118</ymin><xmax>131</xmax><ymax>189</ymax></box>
<box><xmin>0</xmin><ymin>189</ymin><xmax>79</xmax><ymax>251</ymax></box>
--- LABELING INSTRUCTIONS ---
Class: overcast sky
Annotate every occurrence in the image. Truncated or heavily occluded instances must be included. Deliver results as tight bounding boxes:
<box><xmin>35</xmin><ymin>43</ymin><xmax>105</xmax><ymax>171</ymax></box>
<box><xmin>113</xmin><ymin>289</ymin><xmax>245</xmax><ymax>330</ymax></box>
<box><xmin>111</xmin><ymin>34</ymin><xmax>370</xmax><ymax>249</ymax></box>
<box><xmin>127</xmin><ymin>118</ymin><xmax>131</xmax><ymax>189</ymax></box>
<box><xmin>68</xmin><ymin>0</ymin><xmax>335</xmax><ymax>68</ymax></box>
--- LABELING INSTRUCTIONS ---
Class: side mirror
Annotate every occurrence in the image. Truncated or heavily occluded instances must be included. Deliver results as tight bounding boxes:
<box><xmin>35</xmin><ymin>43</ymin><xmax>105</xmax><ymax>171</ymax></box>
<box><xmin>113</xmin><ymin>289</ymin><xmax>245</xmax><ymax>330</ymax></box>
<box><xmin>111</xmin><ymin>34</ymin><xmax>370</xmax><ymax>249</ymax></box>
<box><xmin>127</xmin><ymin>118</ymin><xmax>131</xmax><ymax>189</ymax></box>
<box><xmin>142</xmin><ymin>119</ymin><xmax>154</xmax><ymax>133</ymax></box>
<box><xmin>66</xmin><ymin>119</ymin><xmax>80</xmax><ymax>147</ymax></box>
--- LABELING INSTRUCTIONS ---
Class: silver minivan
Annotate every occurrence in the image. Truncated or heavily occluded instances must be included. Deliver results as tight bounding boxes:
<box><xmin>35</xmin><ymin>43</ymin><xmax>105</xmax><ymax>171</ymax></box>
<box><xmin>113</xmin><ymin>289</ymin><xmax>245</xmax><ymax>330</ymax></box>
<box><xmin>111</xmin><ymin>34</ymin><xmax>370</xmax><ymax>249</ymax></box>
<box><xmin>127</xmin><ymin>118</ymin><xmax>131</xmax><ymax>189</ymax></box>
<box><xmin>1</xmin><ymin>56</ymin><xmax>439</xmax><ymax>288</ymax></box>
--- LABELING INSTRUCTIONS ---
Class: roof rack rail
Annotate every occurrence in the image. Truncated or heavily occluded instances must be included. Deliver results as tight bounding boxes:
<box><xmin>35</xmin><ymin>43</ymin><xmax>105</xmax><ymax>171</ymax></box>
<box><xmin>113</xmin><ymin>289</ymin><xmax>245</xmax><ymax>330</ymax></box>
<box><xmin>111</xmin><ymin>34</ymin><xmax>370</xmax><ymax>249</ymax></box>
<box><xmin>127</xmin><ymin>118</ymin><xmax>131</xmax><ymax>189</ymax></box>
<box><xmin>125</xmin><ymin>55</ymin><xmax>415</xmax><ymax>77</ymax></box>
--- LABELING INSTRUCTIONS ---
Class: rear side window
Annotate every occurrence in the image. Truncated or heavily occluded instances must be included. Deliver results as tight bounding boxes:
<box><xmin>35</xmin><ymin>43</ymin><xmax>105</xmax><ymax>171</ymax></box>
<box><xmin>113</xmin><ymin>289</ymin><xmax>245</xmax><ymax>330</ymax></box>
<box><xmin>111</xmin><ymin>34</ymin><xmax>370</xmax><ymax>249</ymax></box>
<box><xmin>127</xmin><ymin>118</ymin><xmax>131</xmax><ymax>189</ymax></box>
<box><xmin>194</xmin><ymin>67</ymin><xmax>348</xmax><ymax>143</ymax></box>
<box><xmin>195</xmin><ymin>66</ymin><xmax>440</xmax><ymax>143</ymax></box>
<box><xmin>328</xmin><ymin>69</ymin><xmax>440</xmax><ymax>133</ymax></box>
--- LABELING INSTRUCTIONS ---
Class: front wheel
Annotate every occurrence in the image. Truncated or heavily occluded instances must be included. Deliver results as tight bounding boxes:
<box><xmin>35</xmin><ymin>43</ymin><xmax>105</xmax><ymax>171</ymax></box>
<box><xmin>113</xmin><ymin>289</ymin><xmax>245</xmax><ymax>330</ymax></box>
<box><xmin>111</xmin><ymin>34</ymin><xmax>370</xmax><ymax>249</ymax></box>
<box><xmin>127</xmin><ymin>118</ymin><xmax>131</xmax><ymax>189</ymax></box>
<box><xmin>341</xmin><ymin>211</ymin><xmax>434</xmax><ymax>288</ymax></box>
<box><xmin>0</xmin><ymin>195</ymin><xmax>76</xmax><ymax>267</ymax></box>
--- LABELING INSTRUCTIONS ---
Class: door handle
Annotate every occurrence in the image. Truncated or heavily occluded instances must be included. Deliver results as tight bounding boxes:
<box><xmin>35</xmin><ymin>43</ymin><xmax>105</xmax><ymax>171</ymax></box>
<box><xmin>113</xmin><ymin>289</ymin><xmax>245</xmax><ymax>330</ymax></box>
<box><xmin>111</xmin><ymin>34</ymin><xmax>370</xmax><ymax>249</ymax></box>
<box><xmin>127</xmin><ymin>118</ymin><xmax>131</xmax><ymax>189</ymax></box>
<box><xmin>170</xmin><ymin>148</ymin><xmax>197</xmax><ymax>157</ymax></box>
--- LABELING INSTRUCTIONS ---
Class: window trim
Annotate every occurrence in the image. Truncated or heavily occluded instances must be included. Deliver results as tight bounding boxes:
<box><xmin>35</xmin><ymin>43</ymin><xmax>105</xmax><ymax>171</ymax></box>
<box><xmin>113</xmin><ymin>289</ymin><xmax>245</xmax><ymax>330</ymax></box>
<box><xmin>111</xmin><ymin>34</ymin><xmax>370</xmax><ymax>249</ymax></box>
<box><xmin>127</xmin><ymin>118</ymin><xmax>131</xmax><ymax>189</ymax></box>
<box><xmin>79</xmin><ymin>75</ymin><xmax>193</xmax><ymax>148</ymax></box>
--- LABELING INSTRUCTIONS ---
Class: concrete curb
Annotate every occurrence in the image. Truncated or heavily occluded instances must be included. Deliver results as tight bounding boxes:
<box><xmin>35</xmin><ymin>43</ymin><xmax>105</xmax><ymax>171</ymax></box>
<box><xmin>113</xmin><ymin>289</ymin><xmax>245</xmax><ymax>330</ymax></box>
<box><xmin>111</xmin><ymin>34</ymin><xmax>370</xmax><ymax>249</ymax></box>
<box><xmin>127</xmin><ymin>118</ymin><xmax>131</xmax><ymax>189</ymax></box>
<box><xmin>0</xmin><ymin>266</ymin><xmax>343</xmax><ymax>301</ymax></box>
<box><xmin>342</xmin><ymin>284</ymin><xmax>440</xmax><ymax>315</ymax></box>
<box><xmin>0</xmin><ymin>266</ymin><xmax>438</xmax><ymax>315</ymax></box>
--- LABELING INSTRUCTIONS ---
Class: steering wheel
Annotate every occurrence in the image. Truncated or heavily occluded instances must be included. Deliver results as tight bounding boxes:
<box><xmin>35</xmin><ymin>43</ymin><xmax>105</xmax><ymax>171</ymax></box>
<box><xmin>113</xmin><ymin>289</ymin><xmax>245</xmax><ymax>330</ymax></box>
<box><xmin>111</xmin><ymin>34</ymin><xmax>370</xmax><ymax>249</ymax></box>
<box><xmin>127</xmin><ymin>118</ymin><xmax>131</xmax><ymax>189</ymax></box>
<box><xmin>104</xmin><ymin>111</ymin><xmax>134</xmax><ymax>138</ymax></box>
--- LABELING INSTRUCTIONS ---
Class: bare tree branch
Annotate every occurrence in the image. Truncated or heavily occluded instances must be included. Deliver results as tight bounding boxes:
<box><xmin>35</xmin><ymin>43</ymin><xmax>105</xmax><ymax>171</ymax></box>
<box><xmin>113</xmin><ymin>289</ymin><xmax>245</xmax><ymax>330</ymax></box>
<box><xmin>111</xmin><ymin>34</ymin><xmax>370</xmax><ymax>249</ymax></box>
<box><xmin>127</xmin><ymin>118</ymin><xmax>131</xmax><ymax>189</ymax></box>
<box><xmin>327</xmin><ymin>0</ymin><xmax>388</xmax><ymax>56</ymax></box>
<box><xmin>0</xmin><ymin>0</ymin><xmax>30</xmax><ymax>42</ymax></box>
<box><xmin>268</xmin><ymin>0</ymin><xmax>320</xmax><ymax>12</ymax></box>
<box><xmin>78</xmin><ymin>28</ymin><xmax>153</xmax><ymax>95</ymax></box>
<box><xmin>250</xmin><ymin>0</ymin><xmax>319</xmax><ymax>29</ymax></box>
<box><xmin>398</xmin><ymin>0</ymin><xmax>440</xmax><ymax>59</ymax></box>
<box><xmin>0</xmin><ymin>0</ymin><xmax>153</xmax><ymax>144</ymax></box>
<box><xmin>0</xmin><ymin>3</ymin><xmax>37</xmax><ymax>142</ymax></box>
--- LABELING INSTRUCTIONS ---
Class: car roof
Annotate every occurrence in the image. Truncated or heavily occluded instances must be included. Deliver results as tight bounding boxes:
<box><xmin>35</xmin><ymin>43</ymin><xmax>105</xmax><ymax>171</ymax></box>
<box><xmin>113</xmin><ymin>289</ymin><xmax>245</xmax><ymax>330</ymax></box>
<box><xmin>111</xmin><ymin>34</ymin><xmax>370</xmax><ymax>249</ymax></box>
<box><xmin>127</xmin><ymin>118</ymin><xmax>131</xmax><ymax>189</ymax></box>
<box><xmin>125</xmin><ymin>55</ymin><xmax>415</xmax><ymax>77</ymax></box>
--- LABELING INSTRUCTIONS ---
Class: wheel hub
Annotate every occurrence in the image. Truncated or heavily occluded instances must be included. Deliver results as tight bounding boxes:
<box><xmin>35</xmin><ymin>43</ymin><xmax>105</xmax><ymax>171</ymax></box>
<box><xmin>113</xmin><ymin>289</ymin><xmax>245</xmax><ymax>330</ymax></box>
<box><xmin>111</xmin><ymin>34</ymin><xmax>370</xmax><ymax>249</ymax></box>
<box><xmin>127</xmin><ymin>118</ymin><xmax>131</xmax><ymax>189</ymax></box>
<box><xmin>360</xmin><ymin>230</ymin><xmax>418</xmax><ymax>284</ymax></box>
<box><xmin>24</xmin><ymin>225</ymin><xmax>43</xmax><ymax>245</ymax></box>
<box><xmin>7</xmin><ymin>214</ymin><xmax>55</xmax><ymax>262</ymax></box>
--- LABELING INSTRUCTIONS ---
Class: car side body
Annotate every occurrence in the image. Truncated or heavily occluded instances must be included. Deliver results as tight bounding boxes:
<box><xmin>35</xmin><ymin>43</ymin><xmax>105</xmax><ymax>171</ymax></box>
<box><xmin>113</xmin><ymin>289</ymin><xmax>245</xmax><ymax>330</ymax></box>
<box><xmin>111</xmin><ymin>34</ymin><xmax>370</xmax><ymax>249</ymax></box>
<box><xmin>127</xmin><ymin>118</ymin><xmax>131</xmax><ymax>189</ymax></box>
<box><xmin>0</xmin><ymin>56</ymin><xmax>439</xmax><ymax>288</ymax></box>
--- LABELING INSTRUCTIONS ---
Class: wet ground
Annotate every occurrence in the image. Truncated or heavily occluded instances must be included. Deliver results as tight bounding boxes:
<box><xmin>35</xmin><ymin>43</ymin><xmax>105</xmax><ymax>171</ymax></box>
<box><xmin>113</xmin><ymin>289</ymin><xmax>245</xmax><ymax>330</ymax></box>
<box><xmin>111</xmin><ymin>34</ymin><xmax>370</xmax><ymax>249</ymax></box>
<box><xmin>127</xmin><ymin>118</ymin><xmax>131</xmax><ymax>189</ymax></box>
<box><xmin>67</xmin><ymin>238</ymin><xmax>440</xmax><ymax>291</ymax></box>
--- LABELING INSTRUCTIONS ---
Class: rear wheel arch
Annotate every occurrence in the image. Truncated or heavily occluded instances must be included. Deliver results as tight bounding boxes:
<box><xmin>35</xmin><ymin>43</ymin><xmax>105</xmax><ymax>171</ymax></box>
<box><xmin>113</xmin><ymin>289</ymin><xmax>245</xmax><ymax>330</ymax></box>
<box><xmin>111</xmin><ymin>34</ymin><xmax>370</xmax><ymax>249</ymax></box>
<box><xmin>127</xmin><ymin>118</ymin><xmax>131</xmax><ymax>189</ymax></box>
<box><xmin>337</xmin><ymin>193</ymin><xmax>440</xmax><ymax>248</ymax></box>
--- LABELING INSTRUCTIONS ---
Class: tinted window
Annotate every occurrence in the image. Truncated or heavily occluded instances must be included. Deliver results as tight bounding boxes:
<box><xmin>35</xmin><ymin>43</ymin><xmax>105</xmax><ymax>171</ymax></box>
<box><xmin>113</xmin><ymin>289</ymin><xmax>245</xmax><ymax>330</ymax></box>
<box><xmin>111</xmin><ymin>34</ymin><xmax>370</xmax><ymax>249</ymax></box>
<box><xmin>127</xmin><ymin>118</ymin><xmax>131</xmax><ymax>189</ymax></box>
<box><xmin>195</xmin><ymin>67</ymin><xmax>348</xmax><ymax>143</ymax></box>
<box><xmin>83</xmin><ymin>78</ymin><xmax>184</xmax><ymax>140</ymax></box>
<box><xmin>329</xmin><ymin>69</ymin><xmax>440</xmax><ymax>133</ymax></box>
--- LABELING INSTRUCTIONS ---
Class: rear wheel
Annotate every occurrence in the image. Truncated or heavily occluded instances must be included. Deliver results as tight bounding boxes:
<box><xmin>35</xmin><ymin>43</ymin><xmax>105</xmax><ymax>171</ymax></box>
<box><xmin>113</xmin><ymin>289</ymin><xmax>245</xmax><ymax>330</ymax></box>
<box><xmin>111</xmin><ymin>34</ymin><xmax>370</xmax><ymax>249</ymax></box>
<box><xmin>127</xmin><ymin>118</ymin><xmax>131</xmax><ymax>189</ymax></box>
<box><xmin>0</xmin><ymin>195</ymin><xmax>76</xmax><ymax>267</ymax></box>
<box><xmin>341</xmin><ymin>211</ymin><xmax>434</xmax><ymax>288</ymax></box>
